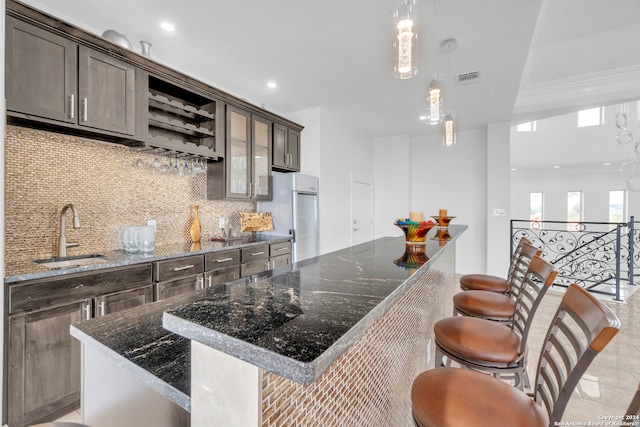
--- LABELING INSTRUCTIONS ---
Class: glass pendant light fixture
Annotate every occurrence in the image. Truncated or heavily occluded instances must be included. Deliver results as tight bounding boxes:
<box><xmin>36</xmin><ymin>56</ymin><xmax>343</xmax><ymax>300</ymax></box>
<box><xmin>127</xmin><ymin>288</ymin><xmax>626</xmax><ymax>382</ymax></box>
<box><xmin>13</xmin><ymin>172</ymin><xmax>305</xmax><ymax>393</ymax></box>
<box><xmin>441</xmin><ymin>38</ymin><xmax>457</xmax><ymax>145</ymax></box>
<box><xmin>393</xmin><ymin>0</ymin><xmax>418</xmax><ymax>79</ymax></box>
<box><xmin>427</xmin><ymin>78</ymin><xmax>443</xmax><ymax>125</ymax></box>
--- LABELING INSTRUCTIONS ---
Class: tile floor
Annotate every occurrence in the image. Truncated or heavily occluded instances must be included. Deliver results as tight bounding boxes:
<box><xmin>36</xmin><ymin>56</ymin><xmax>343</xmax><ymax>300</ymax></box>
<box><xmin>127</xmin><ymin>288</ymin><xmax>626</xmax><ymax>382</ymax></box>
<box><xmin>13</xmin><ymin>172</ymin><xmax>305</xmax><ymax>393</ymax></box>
<box><xmin>57</xmin><ymin>285</ymin><xmax>639</xmax><ymax>426</ymax></box>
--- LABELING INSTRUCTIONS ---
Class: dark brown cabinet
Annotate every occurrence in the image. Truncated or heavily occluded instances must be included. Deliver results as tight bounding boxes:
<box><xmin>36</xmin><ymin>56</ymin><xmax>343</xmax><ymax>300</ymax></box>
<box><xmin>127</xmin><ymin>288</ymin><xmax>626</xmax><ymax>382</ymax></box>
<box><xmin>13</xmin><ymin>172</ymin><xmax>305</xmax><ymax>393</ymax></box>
<box><xmin>153</xmin><ymin>255</ymin><xmax>205</xmax><ymax>300</ymax></box>
<box><xmin>208</xmin><ymin>106</ymin><xmax>272</xmax><ymax>200</ymax></box>
<box><xmin>205</xmin><ymin>249</ymin><xmax>240</xmax><ymax>286</ymax></box>
<box><xmin>6</xmin><ymin>16</ymin><xmax>136</xmax><ymax>137</ymax></box>
<box><xmin>5</xmin><ymin>263</ymin><xmax>152</xmax><ymax>427</ymax></box>
<box><xmin>273</xmin><ymin>123</ymin><xmax>300</xmax><ymax>172</ymax></box>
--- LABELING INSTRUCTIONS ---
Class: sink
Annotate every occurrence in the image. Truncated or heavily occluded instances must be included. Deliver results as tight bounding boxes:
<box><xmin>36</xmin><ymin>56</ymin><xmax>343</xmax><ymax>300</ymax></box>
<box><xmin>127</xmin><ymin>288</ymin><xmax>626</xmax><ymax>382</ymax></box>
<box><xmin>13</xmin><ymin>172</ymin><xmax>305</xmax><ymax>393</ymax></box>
<box><xmin>34</xmin><ymin>253</ymin><xmax>109</xmax><ymax>269</ymax></box>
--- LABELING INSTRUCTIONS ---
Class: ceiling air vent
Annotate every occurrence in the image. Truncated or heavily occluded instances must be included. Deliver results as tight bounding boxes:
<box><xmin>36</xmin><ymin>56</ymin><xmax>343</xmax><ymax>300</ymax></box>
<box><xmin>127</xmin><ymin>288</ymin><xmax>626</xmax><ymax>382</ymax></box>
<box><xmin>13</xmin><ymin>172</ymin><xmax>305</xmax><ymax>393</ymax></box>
<box><xmin>456</xmin><ymin>71</ymin><xmax>481</xmax><ymax>85</ymax></box>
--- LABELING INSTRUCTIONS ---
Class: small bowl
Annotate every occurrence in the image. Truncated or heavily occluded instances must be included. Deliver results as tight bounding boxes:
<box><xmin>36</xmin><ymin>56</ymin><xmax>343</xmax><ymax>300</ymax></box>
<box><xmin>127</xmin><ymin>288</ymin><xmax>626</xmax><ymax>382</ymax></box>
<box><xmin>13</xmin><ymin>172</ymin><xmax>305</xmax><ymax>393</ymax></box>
<box><xmin>431</xmin><ymin>215</ymin><xmax>456</xmax><ymax>228</ymax></box>
<box><xmin>394</xmin><ymin>220</ymin><xmax>437</xmax><ymax>244</ymax></box>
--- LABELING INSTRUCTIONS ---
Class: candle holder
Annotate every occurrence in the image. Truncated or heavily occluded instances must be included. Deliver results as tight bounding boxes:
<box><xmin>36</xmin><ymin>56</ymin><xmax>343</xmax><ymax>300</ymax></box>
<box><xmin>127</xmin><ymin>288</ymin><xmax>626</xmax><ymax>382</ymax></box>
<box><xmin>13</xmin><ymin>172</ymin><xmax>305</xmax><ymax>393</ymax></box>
<box><xmin>431</xmin><ymin>215</ymin><xmax>455</xmax><ymax>228</ymax></box>
<box><xmin>394</xmin><ymin>220</ymin><xmax>436</xmax><ymax>244</ymax></box>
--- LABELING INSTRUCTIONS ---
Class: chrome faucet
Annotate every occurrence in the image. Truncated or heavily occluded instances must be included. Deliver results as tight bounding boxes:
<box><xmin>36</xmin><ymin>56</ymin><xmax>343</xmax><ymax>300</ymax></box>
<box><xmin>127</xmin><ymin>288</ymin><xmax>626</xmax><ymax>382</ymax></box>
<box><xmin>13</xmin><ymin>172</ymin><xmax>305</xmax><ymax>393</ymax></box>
<box><xmin>58</xmin><ymin>203</ymin><xmax>81</xmax><ymax>257</ymax></box>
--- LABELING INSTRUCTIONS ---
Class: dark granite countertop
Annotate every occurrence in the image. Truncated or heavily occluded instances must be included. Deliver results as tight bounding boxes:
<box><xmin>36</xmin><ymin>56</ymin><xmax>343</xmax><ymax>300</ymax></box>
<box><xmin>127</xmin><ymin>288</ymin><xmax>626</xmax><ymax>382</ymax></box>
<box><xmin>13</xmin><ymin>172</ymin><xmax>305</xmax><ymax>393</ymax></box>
<box><xmin>70</xmin><ymin>225</ymin><xmax>466</xmax><ymax>410</ymax></box>
<box><xmin>5</xmin><ymin>234</ymin><xmax>291</xmax><ymax>283</ymax></box>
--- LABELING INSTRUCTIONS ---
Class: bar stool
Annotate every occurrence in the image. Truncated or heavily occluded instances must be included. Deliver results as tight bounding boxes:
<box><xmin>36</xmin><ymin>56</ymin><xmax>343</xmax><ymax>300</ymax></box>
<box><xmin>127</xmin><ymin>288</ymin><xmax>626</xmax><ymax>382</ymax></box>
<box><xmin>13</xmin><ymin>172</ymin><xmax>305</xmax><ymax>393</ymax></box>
<box><xmin>459</xmin><ymin>237</ymin><xmax>539</xmax><ymax>293</ymax></box>
<box><xmin>411</xmin><ymin>284</ymin><xmax>621</xmax><ymax>427</ymax></box>
<box><xmin>434</xmin><ymin>255</ymin><xmax>557</xmax><ymax>389</ymax></box>
<box><xmin>453</xmin><ymin>241</ymin><xmax>545</xmax><ymax>323</ymax></box>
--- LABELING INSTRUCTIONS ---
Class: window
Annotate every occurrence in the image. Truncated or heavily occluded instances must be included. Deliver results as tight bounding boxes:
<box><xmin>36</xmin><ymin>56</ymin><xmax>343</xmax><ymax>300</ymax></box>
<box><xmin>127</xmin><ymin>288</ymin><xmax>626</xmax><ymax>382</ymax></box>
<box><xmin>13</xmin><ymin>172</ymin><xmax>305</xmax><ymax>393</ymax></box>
<box><xmin>516</xmin><ymin>121</ymin><xmax>537</xmax><ymax>132</ymax></box>
<box><xmin>609</xmin><ymin>190</ymin><xmax>626</xmax><ymax>223</ymax></box>
<box><xmin>578</xmin><ymin>107</ymin><xmax>604</xmax><ymax>127</ymax></box>
<box><xmin>530</xmin><ymin>192</ymin><xmax>543</xmax><ymax>226</ymax></box>
<box><xmin>567</xmin><ymin>191</ymin><xmax>582</xmax><ymax>230</ymax></box>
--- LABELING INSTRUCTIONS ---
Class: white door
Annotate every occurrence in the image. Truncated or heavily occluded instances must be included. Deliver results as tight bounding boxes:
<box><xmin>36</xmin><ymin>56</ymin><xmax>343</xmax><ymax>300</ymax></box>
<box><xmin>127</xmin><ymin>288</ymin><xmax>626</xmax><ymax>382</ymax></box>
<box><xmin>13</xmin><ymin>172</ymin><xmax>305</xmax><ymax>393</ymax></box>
<box><xmin>351</xmin><ymin>180</ymin><xmax>373</xmax><ymax>245</ymax></box>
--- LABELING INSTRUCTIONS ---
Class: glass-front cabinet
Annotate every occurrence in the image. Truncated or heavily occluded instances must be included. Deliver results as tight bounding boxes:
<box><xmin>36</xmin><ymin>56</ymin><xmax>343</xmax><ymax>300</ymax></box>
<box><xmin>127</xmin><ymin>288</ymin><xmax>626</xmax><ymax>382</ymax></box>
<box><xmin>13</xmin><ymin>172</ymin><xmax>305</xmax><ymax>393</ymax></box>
<box><xmin>223</xmin><ymin>106</ymin><xmax>272</xmax><ymax>200</ymax></box>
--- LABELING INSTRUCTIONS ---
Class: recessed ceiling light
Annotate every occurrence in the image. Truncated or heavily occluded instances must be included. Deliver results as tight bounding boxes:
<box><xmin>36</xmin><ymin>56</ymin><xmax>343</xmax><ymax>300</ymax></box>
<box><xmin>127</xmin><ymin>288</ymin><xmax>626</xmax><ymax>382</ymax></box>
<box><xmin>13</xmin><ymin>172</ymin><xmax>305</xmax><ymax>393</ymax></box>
<box><xmin>161</xmin><ymin>22</ymin><xmax>175</xmax><ymax>32</ymax></box>
<box><xmin>511</xmin><ymin>168</ymin><xmax>517</xmax><ymax>171</ymax></box>
<box><xmin>603</xmin><ymin>162</ymin><xmax>611</xmax><ymax>166</ymax></box>
<box><xmin>267</xmin><ymin>81</ymin><xmax>277</xmax><ymax>89</ymax></box>
<box><xmin>419</xmin><ymin>115</ymin><xmax>427</xmax><ymax>121</ymax></box>
<box><xmin>553</xmin><ymin>165</ymin><xmax>560</xmax><ymax>169</ymax></box>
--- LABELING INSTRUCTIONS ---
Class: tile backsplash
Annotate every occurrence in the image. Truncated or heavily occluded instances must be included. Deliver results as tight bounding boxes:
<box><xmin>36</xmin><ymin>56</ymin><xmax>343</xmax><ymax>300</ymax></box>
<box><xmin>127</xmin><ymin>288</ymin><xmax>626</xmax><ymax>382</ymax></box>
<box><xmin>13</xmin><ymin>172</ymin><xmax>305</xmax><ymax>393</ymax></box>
<box><xmin>5</xmin><ymin>126</ymin><xmax>255</xmax><ymax>276</ymax></box>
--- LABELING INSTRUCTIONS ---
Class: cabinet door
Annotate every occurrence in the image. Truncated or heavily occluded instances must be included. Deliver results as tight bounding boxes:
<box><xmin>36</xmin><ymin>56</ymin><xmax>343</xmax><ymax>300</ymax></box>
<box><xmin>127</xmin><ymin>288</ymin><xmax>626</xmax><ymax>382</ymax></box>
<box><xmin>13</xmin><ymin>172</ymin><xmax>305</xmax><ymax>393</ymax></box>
<box><xmin>5</xmin><ymin>16</ymin><xmax>77</xmax><ymax>124</ymax></box>
<box><xmin>252</xmin><ymin>116</ymin><xmax>272</xmax><ymax>200</ymax></box>
<box><xmin>94</xmin><ymin>285</ymin><xmax>153</xmax><ymax>317</ymax></box>
<box><xmin>205</xmin><ymin>266</ymin><xmax>240</xmax><ymax>287</ymax></box>
<box><xmin>8</xmin><ymin>300</ymin><xmax>90</xmax><ymax>427</ymax></box>
<box><xmin>226</xmin><ymin>106</ymin><xmax>252</xmax><ymax>199</ymax></box>
<box><xmin>155</xmin><ymin>273</ymin><xmax>204</xmax><ymax>301</ymax></box>
<box><xmin>271</xmin><ymin>253</ymin><xmax>292</xmax><ymax>269</ymax></box>
<box><xmin>287</xmin><ymin>129</ymin><xmax>301</xmax><ymax>171</ymax></box>
<box><xmin>78</xmin><ymin>45</ymin><xmax>136</xmax><ymax>136</ymax></box>
<box><xmin>272</xmin><ymin>123</ymin><xmax>288</xmax><ymax>169</ymax></box>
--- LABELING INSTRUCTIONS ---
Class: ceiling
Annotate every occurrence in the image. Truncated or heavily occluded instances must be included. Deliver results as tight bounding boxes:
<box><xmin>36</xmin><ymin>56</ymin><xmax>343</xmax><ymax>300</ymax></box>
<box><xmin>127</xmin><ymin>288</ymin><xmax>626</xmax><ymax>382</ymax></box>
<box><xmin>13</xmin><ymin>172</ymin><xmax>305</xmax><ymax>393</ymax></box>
<box><xmin>16</xmin><ymin>0</ymin><xmax>640</xmax><ymax>139</ymax></box>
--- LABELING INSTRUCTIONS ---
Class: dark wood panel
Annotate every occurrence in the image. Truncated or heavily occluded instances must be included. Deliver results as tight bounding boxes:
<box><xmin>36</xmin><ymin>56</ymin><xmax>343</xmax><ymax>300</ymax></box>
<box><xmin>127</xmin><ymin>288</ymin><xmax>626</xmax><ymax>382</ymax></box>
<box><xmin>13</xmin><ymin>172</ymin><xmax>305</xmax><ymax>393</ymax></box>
<box><xmin>154</xmin><ymin>274</ymin><xmax>203</xmax><ymax>301</ymax></box>
<box><xmin>8</xmin><ymin>300</ymin><xmax>89</xmax><ymax>426</ymax></box>
<box><xmin>9</xmin><ymin>264</ymin><xmax>152</xmax><ymax>314</ymax></box>
<box><xmin>94</xmin><ymin>285</ymin><xmax>153</xmax><ymax>317</ymax></box>
<box><xmin>205</xmin><ymin>266</ymin><xmax>240</xmax><ymax>286</ymax></box>
<box><xmin>241</xmin><ymin>245</ymin><xmax>269</xmax><ymax>263</ymax></box>
<box><xmin>5</xmin><ymin>15</ymin><xmax>77</xmax><ymax>123</ymax></box>
<box><xmin>270</xmin><ymin>241</ymin><xmax>292</xmax><ymax>257</ymax></box>
<box><xmin>241</xmin><ymin>259</ymin><xmax>270</xmax><ymax>277</ymax></box>
<box><xmin>154</xmin><ymin>255</ymin><xmax>204</xmax><ymax>282</ymax></box>
<box><xmin>204</xmin><ymin>249</ymin><xmax>240</xmax><ymax>271</ymax></box>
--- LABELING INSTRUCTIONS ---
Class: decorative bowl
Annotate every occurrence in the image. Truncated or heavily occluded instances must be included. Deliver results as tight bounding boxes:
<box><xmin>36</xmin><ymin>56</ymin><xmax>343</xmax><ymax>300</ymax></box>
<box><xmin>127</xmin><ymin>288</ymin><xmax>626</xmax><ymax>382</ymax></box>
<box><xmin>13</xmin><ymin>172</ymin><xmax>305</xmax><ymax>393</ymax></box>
<box><xmin>431</xmin><ymin>215</ymin><xmax>456</xmax><ymax>228</ymax></box>
<box><xmin>394</xmin><ymin>220</ymin><xmax>436</xmax><ymax>244</ymax></box>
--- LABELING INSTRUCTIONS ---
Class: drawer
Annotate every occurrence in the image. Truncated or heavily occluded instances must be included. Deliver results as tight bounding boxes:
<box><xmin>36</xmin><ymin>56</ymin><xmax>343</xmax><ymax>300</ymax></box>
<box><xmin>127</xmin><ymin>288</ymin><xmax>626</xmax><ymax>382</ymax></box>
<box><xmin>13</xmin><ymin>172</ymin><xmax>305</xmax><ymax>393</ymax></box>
<box><xmin>154</xmin><ymin>255</ymin><xmax>204</xmax><ymax>282</ymax></box>
<box><xmin>241</xmin><ymin>245</ymin><xmax>269</xmax><ymax>262</ymax></box>
<box><xmin>270</xmin><ymin>241</ymin><xmax>291</xmax><ymax>257</ymax></box>
<box><xmin>155</xmin><ymin>273</ymin><xmax>204</xmax><ymax>301</ymax></box>
<box><xmin>271</xmin><ymin>253</ymin><xmax>291</xmax><ymax>269</ymax></box>
<box><xmin>205</xmin><ymin>249</ymin><xmax>240</xmax><ymax>271</ymax></box>
<box><xmin>241</xmin><ymin>259</ymin><xmax>270</xmax><ymax>277</ymax></box>
<box><xmin>204</xmin><ymin>266</ymin><xmax>240</xmax><ymax>287</ymax></box>
<box><xmin>9</xmin><ymin>263</ymin><xmax>152</xmax><ymax>314</ymax></box>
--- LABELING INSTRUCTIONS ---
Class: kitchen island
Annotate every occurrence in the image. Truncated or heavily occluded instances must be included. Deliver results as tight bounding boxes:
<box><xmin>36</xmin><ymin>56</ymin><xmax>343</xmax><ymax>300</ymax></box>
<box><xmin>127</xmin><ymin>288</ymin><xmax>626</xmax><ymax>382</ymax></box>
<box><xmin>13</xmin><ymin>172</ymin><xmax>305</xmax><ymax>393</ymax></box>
<box><xmin>71</xmin><ymin>226</ymin><xmax>465</xmax><ymax>427</ymax></box>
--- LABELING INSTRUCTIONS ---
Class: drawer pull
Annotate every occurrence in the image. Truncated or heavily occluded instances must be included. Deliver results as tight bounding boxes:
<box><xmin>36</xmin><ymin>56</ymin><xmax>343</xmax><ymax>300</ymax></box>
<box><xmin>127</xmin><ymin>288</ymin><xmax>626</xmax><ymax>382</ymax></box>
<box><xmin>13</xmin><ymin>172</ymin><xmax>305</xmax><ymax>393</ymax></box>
<box><xmin>83</xmin><ymin>303</ymin><xmax>91</xmax><ymax>320</ymax></box>
<box><xmin>250</xmin><ymin>251</ymin><xmax>265</xmax><ymax>256</ymax></box>
<box><xmin>216</xmin><ymin>257</ymin><xmax>234</xmax><ymax>263</ymax></box>
<box><xmin>99</xmin><ymin>302</ymin><xmax>106</xmax><ymax>316</ymax></box>
<box><xmin>173</xmin><ymin>264</ymin><xmax>195</xmax><ymax>271</ymax></box>
<box><xmin>275</xmin><ymin>247</ymin><xmax>287</xmax><ymax>251</ymax></box>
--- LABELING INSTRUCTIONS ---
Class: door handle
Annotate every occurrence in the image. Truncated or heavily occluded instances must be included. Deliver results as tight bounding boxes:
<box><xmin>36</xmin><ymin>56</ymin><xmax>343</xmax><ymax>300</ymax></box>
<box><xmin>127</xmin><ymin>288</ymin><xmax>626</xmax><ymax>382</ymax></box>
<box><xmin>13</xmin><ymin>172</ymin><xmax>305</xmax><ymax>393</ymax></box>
<box><xmin>69</xmin><ymin>94</ymin><xmax>75</xmax><ymax>119</ymax></box>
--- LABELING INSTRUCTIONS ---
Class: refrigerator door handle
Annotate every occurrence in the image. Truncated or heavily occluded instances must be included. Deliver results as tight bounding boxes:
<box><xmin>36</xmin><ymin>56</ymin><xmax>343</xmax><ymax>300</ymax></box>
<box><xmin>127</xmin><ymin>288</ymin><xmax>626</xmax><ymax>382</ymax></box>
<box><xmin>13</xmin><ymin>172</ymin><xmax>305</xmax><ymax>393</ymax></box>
<box><xmin>289</xmin><ymin>229</ymin><xmax>296</xmax><ymax>243</ymax></box>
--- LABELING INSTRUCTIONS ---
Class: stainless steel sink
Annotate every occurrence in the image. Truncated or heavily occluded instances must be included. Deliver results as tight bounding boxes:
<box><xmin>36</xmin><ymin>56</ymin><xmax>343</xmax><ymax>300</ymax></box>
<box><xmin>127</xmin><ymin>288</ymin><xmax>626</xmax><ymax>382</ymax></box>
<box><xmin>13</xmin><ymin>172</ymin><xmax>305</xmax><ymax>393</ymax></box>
<box><xmin>34</xmin><ymin>253</ymin><xmax>108</xmax><ymax>269</ymax></box>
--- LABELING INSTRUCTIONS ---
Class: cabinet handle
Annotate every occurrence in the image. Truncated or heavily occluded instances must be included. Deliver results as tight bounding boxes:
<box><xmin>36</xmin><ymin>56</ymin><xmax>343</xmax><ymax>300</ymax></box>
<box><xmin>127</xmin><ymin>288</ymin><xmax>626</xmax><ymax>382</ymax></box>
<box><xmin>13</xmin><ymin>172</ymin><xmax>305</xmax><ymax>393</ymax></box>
<box><xmin>173</xmin><ymin>264</ymin><xmax>195</xmax><ymax>271</ymax></box>
<box><xmin>197</xmin><ymin>276</ymin><xmax>204</xmax><ymax>289</ymax></box>
<box><xmin>246</xmin><ymin>183</ymin><xmax>251</xmax><ymax>197</ymax></box>
<box><xmin>275</xmin><ymin>247</ymin><xmax>287</xmax><ymax>251</ymax></box>
<box><xmin>69</xmin><ymin>94</ymin><xmax>75</xmax><ymax>119</ymax></box>
<box><xmin>81</xmin><ymin>98</ymin><xmax>88</xmax><ymax>122</ymax></box>
<box><xmin>83</xmin><ymin>303</ymin><xmax>91</xmax><ymax>320</ymax></box>
<box><xmin>216</xmin><ymin>257</ymin><xmax>234</xmax><ymax>263</ymax></box>
<box><xmin>286</xmin><ymin>153</ymin><xmax>291</xmax><ymax>166</ymax></box>
<box><xmin>99</xmin><ymin>302</ymin><xmax>106</xmax><ymax>317</ymax></box>
<box><xmin>206</xmin><ymin>276</ymin><xmax>212</xmax><ymax>288</ymax></box>
<box><xmin>251</xmin><ymin>251</ymin><xmax>265</xmax><ymax>256</ymax></box>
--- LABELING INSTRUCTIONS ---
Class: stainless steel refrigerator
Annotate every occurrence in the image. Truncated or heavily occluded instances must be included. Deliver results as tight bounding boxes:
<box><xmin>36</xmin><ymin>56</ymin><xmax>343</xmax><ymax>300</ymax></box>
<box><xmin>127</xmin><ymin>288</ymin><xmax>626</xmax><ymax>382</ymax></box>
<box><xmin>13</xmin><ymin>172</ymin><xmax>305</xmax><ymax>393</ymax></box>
<box><xmin>259</xmin><ymin>173</ymin><xmax>319</xmax><ymax>262</ymax></box>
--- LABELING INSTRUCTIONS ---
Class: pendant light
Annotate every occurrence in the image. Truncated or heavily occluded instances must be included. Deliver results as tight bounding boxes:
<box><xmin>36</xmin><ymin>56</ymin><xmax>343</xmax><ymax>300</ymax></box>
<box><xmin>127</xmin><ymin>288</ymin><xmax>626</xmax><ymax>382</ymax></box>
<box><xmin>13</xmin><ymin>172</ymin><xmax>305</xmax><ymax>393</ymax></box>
<box><xmin>441</xmin><ymin>38</ymin><xmax>457</xmax><ymax>145</ymax></box>
<box><xmin>393</xmin><ymin>0</ymin><xmax>418</xmax><ymax>79</ymax></box>
<box><xmin>426</xmin><ymin>0</ymin><xmax>443</xmax><ymax>125</ymax></box>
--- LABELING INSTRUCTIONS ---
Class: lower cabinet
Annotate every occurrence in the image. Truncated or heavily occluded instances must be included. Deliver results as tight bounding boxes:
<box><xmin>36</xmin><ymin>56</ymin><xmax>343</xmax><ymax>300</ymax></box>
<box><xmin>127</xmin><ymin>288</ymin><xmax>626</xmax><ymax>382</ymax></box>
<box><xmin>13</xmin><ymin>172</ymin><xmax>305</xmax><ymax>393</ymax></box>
<box><xmin>5</xmin><ymin>264</ymin><xmax>153</xmax><ymax>427</ymax></box>
<box><xmin>8</xmin><ymin>299</ymin><xmax>90</xmax><ymax>427</ymax></box>
<box><xmin>154</xmin><ymin>273</ymin><xmax>204</xmax><ymax>301</ymax></box>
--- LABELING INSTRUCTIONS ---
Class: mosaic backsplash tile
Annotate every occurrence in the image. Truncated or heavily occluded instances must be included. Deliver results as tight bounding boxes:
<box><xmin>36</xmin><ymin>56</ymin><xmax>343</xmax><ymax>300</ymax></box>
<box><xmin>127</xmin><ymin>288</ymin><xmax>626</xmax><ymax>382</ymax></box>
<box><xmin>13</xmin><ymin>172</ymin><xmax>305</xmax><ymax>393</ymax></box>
<box><xmin>5</xmin><ymin>126</ymin><xmax>255</xmax><ymax>276</ymax></box>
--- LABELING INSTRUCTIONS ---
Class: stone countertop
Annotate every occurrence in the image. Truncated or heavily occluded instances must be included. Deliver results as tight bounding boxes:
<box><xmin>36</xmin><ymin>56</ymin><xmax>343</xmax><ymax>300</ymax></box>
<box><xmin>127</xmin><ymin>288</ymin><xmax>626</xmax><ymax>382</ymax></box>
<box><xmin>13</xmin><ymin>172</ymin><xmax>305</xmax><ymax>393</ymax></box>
<box><xmin>5</xmin><ymin>234</ymin><xmax>291</xmax><ymax>283</ymax></box>
<box><xmin>70</xmin><ymin>226</ymin><xmax>465</xmax><ymax>411</ymax></box>
<box><xmin>163</xmin><ymin>226</ymin><xmax>466</xmax><ymax>384</ymax></box>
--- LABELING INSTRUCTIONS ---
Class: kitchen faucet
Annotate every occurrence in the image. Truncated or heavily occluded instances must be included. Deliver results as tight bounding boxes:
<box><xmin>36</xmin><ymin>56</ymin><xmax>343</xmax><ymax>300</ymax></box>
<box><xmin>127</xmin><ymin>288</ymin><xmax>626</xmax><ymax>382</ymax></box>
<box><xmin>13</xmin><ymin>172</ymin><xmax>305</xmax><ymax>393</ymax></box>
<box><xmin>58</xmin><ymin>203</ymin><xmax>80</xmax><ymax>257</ymax></box>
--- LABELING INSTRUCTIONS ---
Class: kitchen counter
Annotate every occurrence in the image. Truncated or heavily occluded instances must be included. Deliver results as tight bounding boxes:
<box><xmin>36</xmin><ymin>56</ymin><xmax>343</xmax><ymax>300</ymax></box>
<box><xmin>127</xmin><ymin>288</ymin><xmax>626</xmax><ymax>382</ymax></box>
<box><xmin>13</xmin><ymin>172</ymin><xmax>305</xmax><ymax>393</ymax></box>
<box><xmin>5</xmin><ymin>235</ymin><xmax>291</xmax><ymax>283</ymax></box>
<box><xmin>70</xmin><ymin>226</ymin><xmax>465</xmax><ymax>427</ymax></box>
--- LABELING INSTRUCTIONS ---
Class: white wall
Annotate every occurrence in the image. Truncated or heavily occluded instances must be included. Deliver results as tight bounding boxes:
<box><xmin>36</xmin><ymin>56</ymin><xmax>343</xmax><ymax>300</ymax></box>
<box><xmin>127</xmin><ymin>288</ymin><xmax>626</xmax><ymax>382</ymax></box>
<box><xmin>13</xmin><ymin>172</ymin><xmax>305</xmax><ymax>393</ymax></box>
<box><xmin>373</xmin><ymin>128</ymin><xmax>488</xmax><ymax>274</ymax></box>
<box><xmin>288</xmin><ymin>107</ymin><xmax>373</xmax><ymax>256</ymax></box>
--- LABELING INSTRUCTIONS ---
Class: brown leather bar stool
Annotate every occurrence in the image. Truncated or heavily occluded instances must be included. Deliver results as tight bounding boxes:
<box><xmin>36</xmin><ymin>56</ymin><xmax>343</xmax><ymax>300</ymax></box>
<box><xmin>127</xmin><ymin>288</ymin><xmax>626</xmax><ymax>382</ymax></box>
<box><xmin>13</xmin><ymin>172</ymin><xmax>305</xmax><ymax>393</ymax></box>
<box><xmin>459</xmin><ymin>237</ymin><xmax>540</xmax><ymax>293</ymax></box>
<box><xmin>412</xmin><ymin>284</ymin><xmax>621</xmax><ymax>427</ymax></box>
<box><xmin>453</xmin><ymin>241</ymin><xmax>546</xmax><ymax>323</ymax></box>
<box><xmin>434</xmin><ymin>255</ymin><xmax>557</xmax><ymax>389</ymax></box>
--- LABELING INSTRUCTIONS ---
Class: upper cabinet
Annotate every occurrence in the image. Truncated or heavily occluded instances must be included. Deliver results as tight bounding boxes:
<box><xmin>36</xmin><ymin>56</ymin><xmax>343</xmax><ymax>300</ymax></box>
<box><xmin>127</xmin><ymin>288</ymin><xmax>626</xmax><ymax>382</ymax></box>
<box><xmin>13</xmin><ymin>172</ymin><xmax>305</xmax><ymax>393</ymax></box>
<box><xmin>6</xmin><ymin>16</ymin><xmax>136</xmax><ymax>138</ymax></box>
<box><xmin>141</xmin><ymin>73</ymin><xmax>223</xmax><ymax>159</ymax></box>
<box><xmin>208</xmin><ymin>106</ymin><xmax>272</xmax><ymax>200</ymax></box>
<box><xmin>273</xmin><ymin>123</ymin><xmax>300</xmax><ymax>172</ymax></box>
